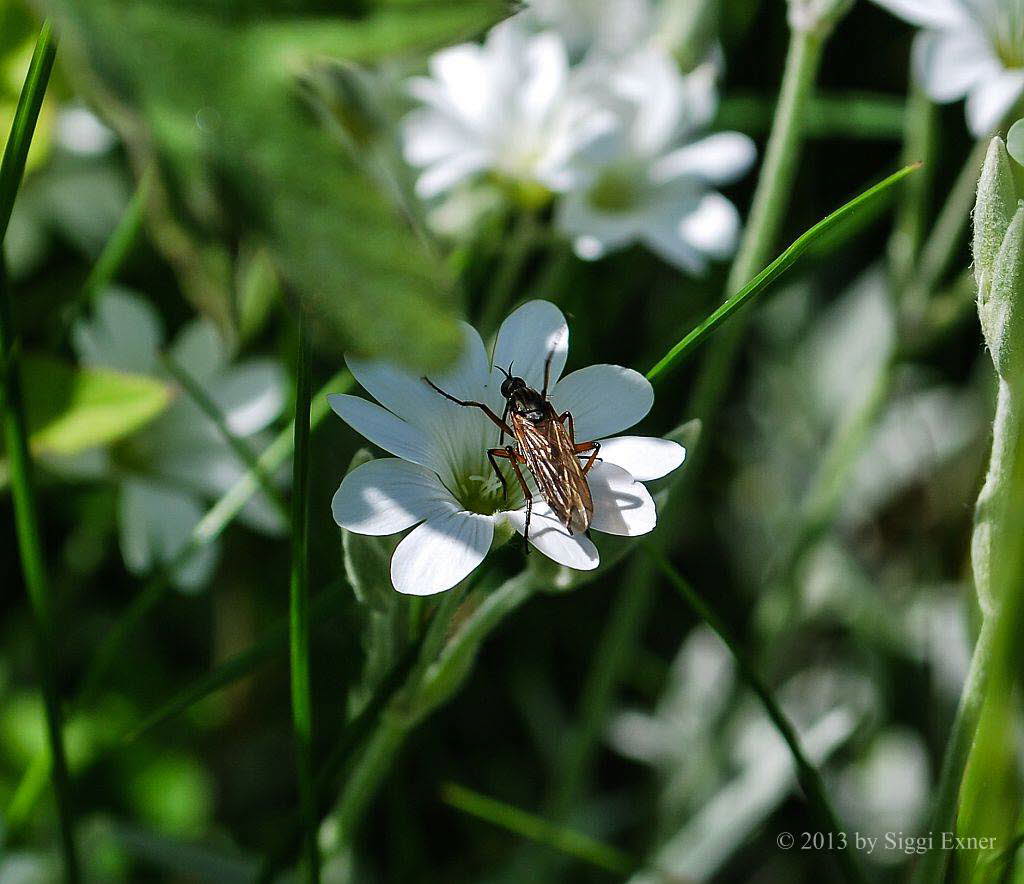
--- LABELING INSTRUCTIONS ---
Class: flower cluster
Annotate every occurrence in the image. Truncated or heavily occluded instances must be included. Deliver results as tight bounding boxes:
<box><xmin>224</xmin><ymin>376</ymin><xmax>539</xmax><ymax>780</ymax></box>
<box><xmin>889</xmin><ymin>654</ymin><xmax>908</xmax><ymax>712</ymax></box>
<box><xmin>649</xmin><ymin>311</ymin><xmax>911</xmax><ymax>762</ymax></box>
<box><xmin>400</xmin><ymin>1</ymin><xmax>755</xmax><ymax>273</ymax></box>
<box><xmin>870</xmin><ymin>0</ymin><xmax>1024</xmax><ymax>136</ymax></box>
<box><xmin>331</xmin><ymin>301</ymin><xmax>685</xmax><ymax>595</ymax></box>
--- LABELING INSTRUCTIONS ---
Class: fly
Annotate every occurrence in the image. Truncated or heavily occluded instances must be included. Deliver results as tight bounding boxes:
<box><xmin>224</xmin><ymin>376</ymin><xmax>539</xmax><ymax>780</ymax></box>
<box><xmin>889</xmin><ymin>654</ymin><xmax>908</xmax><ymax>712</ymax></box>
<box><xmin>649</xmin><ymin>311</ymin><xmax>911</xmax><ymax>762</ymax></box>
<box><xmin>424</xmin><ymin>347</ymin><xmax>600</xmax><ymax>552</ymax></box>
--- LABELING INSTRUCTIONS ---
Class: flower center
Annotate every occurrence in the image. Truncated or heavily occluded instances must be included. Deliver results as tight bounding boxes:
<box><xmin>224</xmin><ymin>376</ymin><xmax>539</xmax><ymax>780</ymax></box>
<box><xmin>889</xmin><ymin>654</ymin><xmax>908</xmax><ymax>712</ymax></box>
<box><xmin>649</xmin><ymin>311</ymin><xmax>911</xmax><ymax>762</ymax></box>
<box><xmin>587</xmin><ymin>166</ymin><xmax>643</xmax><ymax>212</ymax></box>
<box><xmin>451</xmin><ymin>466</ymin><xmax>528</xmax><ymax>516</ymax></box>
<box><xmin>984</xmin><ymin>1</ymin><xmax>1024</xmax><ymax>67</ymax></box>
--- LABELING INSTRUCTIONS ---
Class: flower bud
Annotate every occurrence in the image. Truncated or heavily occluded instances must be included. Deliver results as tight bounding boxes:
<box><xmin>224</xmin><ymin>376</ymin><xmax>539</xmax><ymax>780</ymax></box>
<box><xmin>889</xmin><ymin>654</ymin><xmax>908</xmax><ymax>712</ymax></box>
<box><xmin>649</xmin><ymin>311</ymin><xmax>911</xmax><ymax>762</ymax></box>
<box><xmin>979</xmin><ymin>202</ymin><xmax>1024</xmax><ymax>383</ymax></box>
<box><xmin>787</xmin><ymin>0</ymin><xmax>855</xmax><ymax>34</ymax></box>
<box><xmin>973</xmin><ymin>137</ymin><xmax>1019</xmax><ymax>294</ymax></box>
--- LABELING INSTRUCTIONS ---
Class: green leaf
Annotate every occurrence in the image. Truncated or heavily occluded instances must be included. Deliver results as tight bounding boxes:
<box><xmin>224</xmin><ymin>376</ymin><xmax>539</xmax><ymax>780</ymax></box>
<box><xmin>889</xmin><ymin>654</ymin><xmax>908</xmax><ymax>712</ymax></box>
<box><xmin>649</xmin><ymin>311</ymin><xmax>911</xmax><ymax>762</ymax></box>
<box><xmin>17</xmin><ymin>354</ymin><xmax>172</xmax><ymax>457</ymax></box>
<box><xmin>40</xmin><ymin>0</ymin><xmax>506</xmax><ymax>369</ymax></box>
<box><xmin>1007</xmin><ymin>118</ymin><xmax>1024</xmax><ymax>168</ymax></box>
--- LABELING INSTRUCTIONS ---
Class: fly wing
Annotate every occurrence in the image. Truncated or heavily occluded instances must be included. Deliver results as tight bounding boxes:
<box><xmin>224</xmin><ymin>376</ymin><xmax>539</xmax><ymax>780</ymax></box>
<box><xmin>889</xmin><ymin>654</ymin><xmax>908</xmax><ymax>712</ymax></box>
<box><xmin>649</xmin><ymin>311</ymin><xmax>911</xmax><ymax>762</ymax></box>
<box><xmin>514</xmin><ymin>414</ymin><xmax>593</xmax><ymax>534</ymax></box>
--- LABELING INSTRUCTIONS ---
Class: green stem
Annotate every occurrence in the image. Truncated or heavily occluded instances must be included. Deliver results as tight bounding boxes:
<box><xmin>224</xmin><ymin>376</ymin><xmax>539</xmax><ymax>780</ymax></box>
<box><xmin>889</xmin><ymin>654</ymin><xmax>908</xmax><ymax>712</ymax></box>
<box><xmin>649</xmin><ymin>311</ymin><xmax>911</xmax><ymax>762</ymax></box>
<box><xmin>909</xmin><ymin>138</ymin><xmax>989</xmax><ymax>309</ymax></box>
<box><xmin>332</xmin><ymin>572</ymin><xmax>538</xmax><ymax>850</ymax></box>
<box><xmin>911</xmin><ymin>619</ymin><xmax>997</xmax><ymax>884</ymax></box>
<box><xmin>160</xmin><ymin>351</ymin><xmax>290</xmax><ymax>523</ymax></box>
<box><xmin>680</xmin><ymin>25</ymin><xmax>825</xmax><ymax>458</ymax></box>
<box><xmin>479</xmin><ymin>210</ymin><xmax>538</xmax><ymax>335</ymax></box>
<box><xmin>644</xmin><ymin>546</ymin><xmax>868</xmax><ymax>884</ymax></box>
<box><xmin>0</xmin><ymin>22</ymin><xmax>80</xmax><ymax>883</ymax></box>
<box><xmin>289</xmin><ymin>315</ymin><xmax>319</xmax><ymax>884</ymax></box>
<box><xmin>888</xmin><ymin>81</ymin><xmax>937</xmax><ymax>294</ymax></box>
<box><xmin>442</xmin><ymin>782</ymin><xmax>635</xmax><ymax>876</ymax></box>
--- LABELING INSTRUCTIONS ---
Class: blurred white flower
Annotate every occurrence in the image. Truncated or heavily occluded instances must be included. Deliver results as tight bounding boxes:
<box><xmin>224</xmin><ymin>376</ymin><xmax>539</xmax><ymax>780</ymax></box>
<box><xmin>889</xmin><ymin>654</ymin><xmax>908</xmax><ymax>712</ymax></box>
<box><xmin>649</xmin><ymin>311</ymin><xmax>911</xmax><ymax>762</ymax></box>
<box><xmin>870</xmin><ymin>0</ymin><xmax>1024</xmax><ymax>136</ymax></box>
<box><xmin>556</xmin><ymin>50</ymin><xmax>755</xmax><ymax>272</ymax></box>
<box><xmin>522</xmin><ymin>0</ymin><xmax>656</xmax><ymax>56</ymax></box>
<box><xmin>400</xmin><ymin>18</ymin><xmax>613</xmax><ymax>201</ymax></box>
<box><xmin>55</xmin><ymin>105</ymin><xmax>116</xmax><ymax>156</ymax></box>
<box><xmin>330</xmin><ymin>300</ymin><xmax>685</xmax><ymax>596</ymax></box>
<box><xmin>70</xmin><ymin>289</ymin><xmax>288</xmax><ymax>590</ymax></box>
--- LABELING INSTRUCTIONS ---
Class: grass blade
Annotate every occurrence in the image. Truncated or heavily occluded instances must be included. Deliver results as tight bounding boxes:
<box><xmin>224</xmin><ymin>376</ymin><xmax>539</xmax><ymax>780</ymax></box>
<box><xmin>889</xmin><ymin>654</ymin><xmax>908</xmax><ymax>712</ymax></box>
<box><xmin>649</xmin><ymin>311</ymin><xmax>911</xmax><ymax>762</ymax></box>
<box><xmin>643</xmin><ymin>546</ymin><xmax>868</xmax><ymax>884</ymax></box>
<box><xmin>645</xmin><ymin>163</ymin><xmax>920</xmax><ymax>383</ymax></box>
<box><xmin>442</xmin><ymin>782</ymin><xmax>635</xmax><ymax>876</ymax></box>
<box><xmin>0</xmin><ymin>21</ymin><xmax>81</xmax><ymax>882</ymax></box>
<box><xmin>288</xmin><ymin>314</ymin><xmax>318</xmax><ymax>883</ymax></box>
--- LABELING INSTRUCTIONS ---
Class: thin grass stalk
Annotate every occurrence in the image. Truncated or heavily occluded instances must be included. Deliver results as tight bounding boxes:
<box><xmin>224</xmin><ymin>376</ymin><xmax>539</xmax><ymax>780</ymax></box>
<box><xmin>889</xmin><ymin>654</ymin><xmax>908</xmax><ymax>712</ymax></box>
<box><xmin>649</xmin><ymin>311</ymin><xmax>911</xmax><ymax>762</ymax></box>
<box><xmin>289</xmin><ymin>314</ymin><xmax>319</xmax><ymax>883</ymax></box>
<box><xmin>442</xmin><ymin>782</ymin><xmax>636</xmax><ymax>875</ymax></box>
<box><xmin>0</xmin><ymin>22</ymin><xmax>80</xmax><ymax>882</ymax></box>
<box><xmin>644</xmin><ymin>546</ymin><xmax>868</xmax><ymax>884</ymax></box>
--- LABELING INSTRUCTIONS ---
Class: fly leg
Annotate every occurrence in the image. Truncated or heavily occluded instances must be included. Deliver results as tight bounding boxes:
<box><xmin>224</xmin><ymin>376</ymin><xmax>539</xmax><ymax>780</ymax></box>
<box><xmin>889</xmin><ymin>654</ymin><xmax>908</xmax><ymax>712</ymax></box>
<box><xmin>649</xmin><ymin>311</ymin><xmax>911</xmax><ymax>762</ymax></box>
<box><xmin>557</xmin><ymin>410</ymin><xmax>601</xmax><ymax>474</ymax></box>
<box><xmin>423</xmin><ymin>377</ymin><xmax>515</xmax><ymax>437</ymax></box>
<box><xmin>488</xmin><ymin>445</ymin><xmax>533</xmax><ymax>555</ymax></box>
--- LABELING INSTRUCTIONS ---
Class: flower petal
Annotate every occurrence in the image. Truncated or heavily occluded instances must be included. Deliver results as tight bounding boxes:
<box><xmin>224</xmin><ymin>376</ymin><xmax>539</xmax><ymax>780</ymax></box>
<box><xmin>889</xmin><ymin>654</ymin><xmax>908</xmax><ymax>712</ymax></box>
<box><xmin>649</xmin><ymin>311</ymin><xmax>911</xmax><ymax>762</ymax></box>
<box><xmin>119</xmin><ymin>478</ymin><xmax>218</xmax><ymax>591</ymax></box>
<box><xmin>347</xmin><ymin>322</ymin><xmax>490</xmax><ymax>430</ymax></box>
<box><xmin>390</xmin><ymin>510</ymin><xmax>494</xmax><ymax>595</ymax></box>
<box><xmin>912</xmin><ymin>28</ymin><xmax>994</xmax><ymax>103</ymax></box>
<box><xmin>72</xmin><ymin>288</ymin><xmax>163</xmax><ymax>375</ymax></box>
<box><xmin>213</xmin><ymin>360</ymin><xmax>288</xmax><ymax>436</ymax></box>
<box><xmin>332</xmin><ymin>458</ymin><xmax>459</xmax><ymax>536</ymax></box>
<box><xmin>650</xmin><ymin>132</ymin><xmax>757</xmax><ymax>186</ymax></box>
<box><xmin>870</xmin><ymin>0</ymin><xmax>967</xmax><ymax>28</ymax></box>
<box><xmin>678</xmin><ymin>191</ymin><xmax>742</xmax><ymax>260</ymax></box>
<box><xmin>504</xmin><ymin>499</ymin><xmax>599</xmax><ymax>570</ymax></box>
<box><xmin>587</xmin><ymin>462</ymin><xmax>657</xmax><ymax>536</ymax></box>
<box><xmin>967</xmin><ymin>70</ymin><xmax>1024</xmax><ymax>138</ymax></box>
<box><xmin>551</xmin><ymin>364</ymin><xmax>654</xmax><ymax>440</ymax></box>
<box><xmin>596</xmin><ymin>436</ymin><xmax>686</xmax><ymax>481</ymax></box>
<box><xmin>492</xmin><ymin>300</ymin><xmax>569</xmax><ymax>392</ymax></box>
<box><xmin>329</xmin><ymin>394</ymin><xmax>449</xmax><ymax>480</ymax></box>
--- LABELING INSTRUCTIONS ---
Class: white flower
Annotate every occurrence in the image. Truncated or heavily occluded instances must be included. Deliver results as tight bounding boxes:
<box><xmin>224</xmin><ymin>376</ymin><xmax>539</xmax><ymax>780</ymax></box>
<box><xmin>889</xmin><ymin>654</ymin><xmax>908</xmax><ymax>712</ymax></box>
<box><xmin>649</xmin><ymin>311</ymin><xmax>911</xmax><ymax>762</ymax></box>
<box><xmin>330</xmin><ymin>300</ymin><xmax>685</xmax><ymax>596</ymax></box>
<box><xmin>400</xmin><ymin>18</ymin><xmax>614</xmax><ymax>201</ymax></box>
<box><xmin>871</xmin><ymin>0</ymin><xmax>1024</xmax><ymax>136</ymax></box>
<box><xmin>555</xmin><ymin>49</ymin><xmax>756</xmax><ymax>272</ymax></box>
<box><xmin>70</xmin><ymin>289</ymin><xmax>288</xmax><ymax>591</ymax></box>
<box><xmin>521</xmin><ymin>0</ymin><xmax>656</xmax><ymax>57</ymax></box>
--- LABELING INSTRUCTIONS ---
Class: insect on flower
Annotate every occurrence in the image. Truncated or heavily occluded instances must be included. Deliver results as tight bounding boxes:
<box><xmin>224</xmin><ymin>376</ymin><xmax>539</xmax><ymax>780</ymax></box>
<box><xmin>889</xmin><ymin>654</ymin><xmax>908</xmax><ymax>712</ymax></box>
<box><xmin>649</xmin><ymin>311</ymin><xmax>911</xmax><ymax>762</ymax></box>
<box><xmin>425</xmin><ymin>345</ymin><xmax>600</xmax><ymax>552</ymax></box>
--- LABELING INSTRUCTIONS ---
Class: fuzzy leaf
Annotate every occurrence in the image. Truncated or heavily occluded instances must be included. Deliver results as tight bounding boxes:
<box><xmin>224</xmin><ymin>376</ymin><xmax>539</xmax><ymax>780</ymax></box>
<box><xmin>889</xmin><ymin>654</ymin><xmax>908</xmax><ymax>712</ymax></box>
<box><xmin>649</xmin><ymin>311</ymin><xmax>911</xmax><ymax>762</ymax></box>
<box><xmin>40</xmin><ymin>0</ymin><xmax>506</xmax><ymax>369</ymax></box>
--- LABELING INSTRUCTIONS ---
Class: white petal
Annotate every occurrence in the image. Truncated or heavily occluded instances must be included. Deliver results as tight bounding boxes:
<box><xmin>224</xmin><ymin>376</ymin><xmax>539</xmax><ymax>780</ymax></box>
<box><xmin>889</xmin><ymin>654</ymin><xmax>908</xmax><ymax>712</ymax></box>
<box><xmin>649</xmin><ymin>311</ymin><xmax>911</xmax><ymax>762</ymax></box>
<box><xmin>119</xmin><ymin>478</ymin><xmax>218</xmax><ymax>591</ymax></box>
<box><xmin>677</xmin><ymin>192</ymin><xmax>741</xmax><ymax>260</ymax></box>
<box><xmin>401</xmin><ymin>108</ymin><xmax>473</xmax><ymax>167</ymax></box>
<box><xmin>520</xmin><ymin>32</ymin><xmax>569</xmax><ymax>126</ymax></box>
<box><xmin>597</xmin><ymin>436</ymin><xmax>686</xmax><ymax>481</ymax></box>
<box><xmin>639</xmin><ymin>216</ymin><xmax>707</xmax><ymax>273</ymax></box>
<box><xmin>329</xmin><ymin>394</ymin><xmax>448</xmax><ymax>479</ymax></box>
<box><xmin>587</xmin><ymin>461</ymin><xmax>657</xmax><ymax>536</ymax></box>
<box><xmin>551</xmin><ymin>364</ymin><xmax>654</xmax><ymax>440</ymax></box>
<box><xmin>650</xmin><ymin>132</ymin><xmax>757</xmax><ymax>185</ymax></box>
<box><xmin>169</xmin><ymin>319</ymin><xmax>226</xmax><ymax>383</ymax></box>
<box><xmin>504</xmin><ymin>499</ymin><xmax>599</xmax><ymax>570</ymax></box>
<box><xmin>213</xmin><ymin>360</ymin><xmax>287</xmax><ymax>436</ymax></box>
<box><xmin>556</xmin><ymin>190</ymin><xmax>644</xmax><ymax>260</ymax></box>
<box><xmin>427</xmin><ymin>43</ymin><xmax>492</xmax><ymax>130</ymax></box>
<box><xmin>390</xmin><ymin>511</ymin><xmax>494</xmax><ymax>595</ymax></box>
<box><xmin>492</xmin><ymin>300</ymin><xmax>569</xmax><ymax>392</ymax></box>
<box><xmin>72</xmin><ymin>288</ymin><xmax>163</xmax><ymax>375</ymax></box>
<box><xmin>415</xmin><ymin>151</ymin><xmax>491</xmax><ymax>199</ymax></box>
<box><xmin>966</xmin><ymin>71</ymin><xmax>1024</xmax><ymax>137</ymax></box>
<box><xmin>347</xmin><ymin>322</ymin><xmax>490</xmax><ymax>430</ymax></box>
<box><xmin>912</xmin><ymin>28</ymin><xmax>993</xmax><ymax>102</ymax></box>
<box><xmin>870</xmin><ymin>0</ymin><xmax>967</xmax><ymax>28</ymax></box>
<box><xmin>332</xmin><ymin>458</ymin><xmax>459</xmax><ymax>536</ymax></box>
